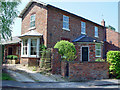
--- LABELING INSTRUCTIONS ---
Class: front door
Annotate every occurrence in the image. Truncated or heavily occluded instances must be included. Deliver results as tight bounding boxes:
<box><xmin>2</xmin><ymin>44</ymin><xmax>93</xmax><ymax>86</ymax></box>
<box><xmin>82</xmin><ymin>47</ymin><xmax>88</xmax><ymax>61</ymax></box>
<box><xmin>8</xmin><ymin>47</ymin><xmax>12</xmax><ymax>55</ymax></box>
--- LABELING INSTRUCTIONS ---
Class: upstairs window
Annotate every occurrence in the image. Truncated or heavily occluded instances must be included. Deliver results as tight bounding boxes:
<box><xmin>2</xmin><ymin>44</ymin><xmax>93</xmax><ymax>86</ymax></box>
<box><xmin>81</xmin><ymin>21</ymin><xmax>86</xmax><ymax>34</ymax></box>
<box><xmin>95</xmin><ymin>26</ymin><xmax>98</xmax><ymax>37</ymax></box>
<box><xmin>63</xmin><ymin>15</ymin><xmax>69</xmax><ymax>30</ymax></box>
<box><xmin>95</xmin><ymin>44</ymin><xmax>101</xmax><ymax>57</ymax></box>
<box><xmin>30</xmin><ymin>14</ymin><xmax>36</xmax><ymax>28</ymax></box>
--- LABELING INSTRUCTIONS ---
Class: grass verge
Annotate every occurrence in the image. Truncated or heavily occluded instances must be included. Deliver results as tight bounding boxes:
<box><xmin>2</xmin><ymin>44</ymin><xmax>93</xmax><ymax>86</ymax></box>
<box><xmin>0</xmin><ymin>72</ymin><xmax>15</xmax><ymax>80</ymax></box>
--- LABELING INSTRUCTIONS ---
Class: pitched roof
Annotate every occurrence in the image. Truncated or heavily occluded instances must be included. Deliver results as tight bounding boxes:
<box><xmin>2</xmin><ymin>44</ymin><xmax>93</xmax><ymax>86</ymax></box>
<box><xmin>19</xmin><ymin>0</ymin><xmax>105</xmax><ymax>28</ymax></box>
<box><xmin>19</xmin><ymin>30</ymin><xmax>43</xmax><ymax>38</ymax></box>
<box><xmin>72</xmin><ymin>34</ymin><xmax>101</xmax><ymax>43</ymax></box>
<box><xmin>1</xmin><ymin>36</ymin><xmax>21</xmax><ymax>45</ymax></box>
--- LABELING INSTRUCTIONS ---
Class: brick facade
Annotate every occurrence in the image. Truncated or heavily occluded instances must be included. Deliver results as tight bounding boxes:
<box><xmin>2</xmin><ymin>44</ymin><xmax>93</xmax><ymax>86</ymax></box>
<box><xmin>47</xmin><ymin>6</ymin><xmax>106</xmax><ymax>48</ymax></box>
<box><xmin>21</xmin><ymin>2</ymin><xmax>106</xmax><ymax>49</ymax></box>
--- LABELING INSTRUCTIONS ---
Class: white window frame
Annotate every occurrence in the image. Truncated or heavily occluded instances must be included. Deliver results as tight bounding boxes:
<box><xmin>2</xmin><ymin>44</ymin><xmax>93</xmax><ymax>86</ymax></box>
<box><xmin>30</xmin><ymin>14</ymin><xmax>36</xmax><ymax>28</ymax></box>
<box><xmin>95</xmin><ymin>43</ymin><xmax>101</xmax><ymax>57</ymax></box>
<box><xmin>21</xmin><ymin>38</ymin><xmax>40</xmax><ymax>58</ymax></box>
<box><xmin>21</xmin><ymin>39</ymin><xmax>28</xmax><ymax>57</ymax></box>
<box><xmin>81</xmin><ymin>21</ymin><xmax>86</xmax><ymax>34</ymax></box>
<box><xmin>95</xmin><ymin>26</ymin><xmax>98</xmax><ymax>37</ymax></box>
<box><xmin>81</xmin><ymin>46</ymin><xmax>89</xmax><ymax>62</ymax></box>
<box><xmin>62</xmin><ymin>15</ymin><xmax>70</xmax><ymax>31</ymax></box>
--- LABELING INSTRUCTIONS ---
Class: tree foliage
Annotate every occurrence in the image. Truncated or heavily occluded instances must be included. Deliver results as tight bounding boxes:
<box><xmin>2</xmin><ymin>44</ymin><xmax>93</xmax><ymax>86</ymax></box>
<box><xmin>54</xmin><ymin>40</ymin><xmax>77</xmax><ymax>61</ymax></box>
<box><xmin>107</xmin><ymin>51</ymin><xmax>120</xmax><ymax>79</ymax></box>
<box><xmin>107</xmin><ymin>25</ymin><xmax>116</xmax><ymax>31</ymax></box>
<box><xmin>0</xmin><ymin>0</ymin><xmax>21</xmax><ymax>40</ymax></box>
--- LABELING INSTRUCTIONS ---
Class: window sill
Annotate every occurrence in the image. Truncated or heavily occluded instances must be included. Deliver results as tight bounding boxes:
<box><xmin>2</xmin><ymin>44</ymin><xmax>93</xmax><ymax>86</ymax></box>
<box><xmin>95</xmin><ymin>36</ymin><xmax>99</xmax><ymax>38</ymax></box>
<box><xmin>21</xmin><ymin>55</ymin><xmax>39</xmax><ymax>58</ymax></box>
<box><xmin>81</xmin><ymin>32</ymin><xmax>86</xmax><ymax>35</ymax></box>
<box><xmin>95</xmin><ymin>56</ymin><xmax>101</xmax><ymax>58</ymax></box>
<box><xmin>62</xmin><ymin>28</ymin><xmax>70</xmax><ymax>31</ymax></box>
<box><xmin>28</xmin><ymin>27</ymin><xmax>36</xmax><ymax>30</ymax></box>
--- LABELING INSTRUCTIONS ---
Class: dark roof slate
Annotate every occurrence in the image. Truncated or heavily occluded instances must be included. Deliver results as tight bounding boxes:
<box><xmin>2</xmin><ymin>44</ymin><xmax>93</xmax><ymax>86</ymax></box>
<box><xmin>72</xmin><ymin>34</ymin><xmax>101</xmax><ymax>43</ymax></box>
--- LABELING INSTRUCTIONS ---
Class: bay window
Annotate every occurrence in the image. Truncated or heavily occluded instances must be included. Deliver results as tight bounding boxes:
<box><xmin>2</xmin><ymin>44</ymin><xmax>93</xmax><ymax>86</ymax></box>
<box><xmin>21</xmin><ymin>38</ymin><xmax>40</xmax><ymax>57</ymax></box>
<box><xmin>23</xmin><ymin>39</ymin><xmax>28</xmax><ymax>55</ymax></box>
<box><xmin>30</xmin><ymin>39</ymin><xmax>37</xmax><ymax>55</ymax></box>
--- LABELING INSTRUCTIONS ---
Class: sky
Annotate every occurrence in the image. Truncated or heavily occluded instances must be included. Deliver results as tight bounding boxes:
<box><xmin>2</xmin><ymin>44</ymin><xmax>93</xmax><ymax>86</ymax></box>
<box><xmin>12</xmin><ymin>0</ymin><xmax>119</xmax><ymax>36</ymax></box>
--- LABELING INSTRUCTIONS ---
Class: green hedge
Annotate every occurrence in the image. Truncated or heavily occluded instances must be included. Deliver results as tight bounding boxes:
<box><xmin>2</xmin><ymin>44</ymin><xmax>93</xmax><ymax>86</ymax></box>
<box><xmin>107</xmin><ymin>51</ymin><xmax>120</xmax><ymax>79</ymax></box>
<box><xmin>7</xmin><ymin>55</ymin><xmax>18</xmax><ymax>60</ymax></box>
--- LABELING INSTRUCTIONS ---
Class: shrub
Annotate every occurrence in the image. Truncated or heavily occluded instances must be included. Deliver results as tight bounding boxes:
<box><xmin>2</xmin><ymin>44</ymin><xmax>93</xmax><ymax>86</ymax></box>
<box><xmin>7</xmin><ymin>55</ymin><xmax>13</xmax><ymax>60</ymax></box>
<box><xmin>7</xmin><ymin>55</ymin><xmax>18</xmax><ymax>60</ymax></box>
<box><xmin>95</xmin><ymin>58</ymin><xmax>105</xmax><ymax>62</ymax></box>
<box><xmin>54</xmin><ymin>40</ymin><xmax>77</xmax><ymax>61</ymax></box>
<box><xmin>40</xmin><ymin>44</ymin><xmax>47</xmax><ymax>51</ymax></box>
<box><xmin>13</xmin><ymin>55</ymin><xmax>18</xmax><ymax>60</ymax></box>
<box><xmin>107</xmin><ymin>51</ymin><xmax>120</xmax><ymax>79</ymax></box>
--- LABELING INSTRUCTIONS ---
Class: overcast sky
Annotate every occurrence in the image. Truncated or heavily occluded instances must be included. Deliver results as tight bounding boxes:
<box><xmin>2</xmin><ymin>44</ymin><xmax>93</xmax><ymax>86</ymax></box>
<box><xmin>12</xmin><ymin>0</ymin><xmax>119</xmax><ymax>36</ymax></box>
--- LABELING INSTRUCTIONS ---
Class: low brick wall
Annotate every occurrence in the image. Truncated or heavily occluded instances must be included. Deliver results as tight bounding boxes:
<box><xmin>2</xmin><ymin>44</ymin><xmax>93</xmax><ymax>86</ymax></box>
<box><xmin>20</xmin><ymin>57</ymin><xmax>39</xmax><ymax>66</ymax></box>
<box><xmin>68</xmin><ymin>62</ymin><xmax>109</xmax><ymax>81</ymax></box>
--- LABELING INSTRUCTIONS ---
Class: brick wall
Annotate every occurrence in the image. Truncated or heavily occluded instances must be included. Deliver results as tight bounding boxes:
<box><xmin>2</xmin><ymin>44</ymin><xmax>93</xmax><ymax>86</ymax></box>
<box><xmin>47</xmin><ymin>7</ymin><xmax>106</xmax><ymax>48</ymax></box>
<box><xmin>68</xmin><ymin>62</ymin><xmax>109</xmax><ymax>81</ymax></box>
<box><xmin>20</xmin><ymin>57</ymin><xmax>39</xmax><ymax>66</ymax></box>
<box><xmin>51</xmin><ymin>48</ymin><xmax>61</xmax><ymax>74</ymax></box>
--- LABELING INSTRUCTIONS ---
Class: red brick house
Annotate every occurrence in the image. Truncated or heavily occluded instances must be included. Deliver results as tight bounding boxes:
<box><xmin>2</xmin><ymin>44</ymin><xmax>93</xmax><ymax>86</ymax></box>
<box><xmin>1</xmin><ymin>0</ymin><xmax>112</xmax><ymax>80</ymax></box>
<box><xmin>105</xmin><ymin>27</ymin><xmax>120</xmax><ymax>55</ymax></box>
<box><xmin>18</xmin><ymin>0</ymin><xmax>106</xmax><ymax>65</ymax></box>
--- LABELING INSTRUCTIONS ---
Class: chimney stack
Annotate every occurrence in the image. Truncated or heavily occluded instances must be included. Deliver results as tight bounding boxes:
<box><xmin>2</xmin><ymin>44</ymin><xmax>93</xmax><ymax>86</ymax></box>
<box><xmin>101</xmin><ymin>19</ymin><xmax>105</xmax><ymax>27</ymax></box>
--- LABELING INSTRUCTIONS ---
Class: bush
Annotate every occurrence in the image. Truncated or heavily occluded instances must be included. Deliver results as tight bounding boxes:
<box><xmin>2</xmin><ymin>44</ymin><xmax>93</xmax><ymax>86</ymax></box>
<box><xmin>54</xmin><ymin>40</ymin><xmax>77</xmax><ymax>61</ymax></box>
<box><xmin>7</xmin><ymin>55</ymin><xmax>18</xmax><ymax>60</ymax></box>
<box><xmin>107</xmin><ymin>51</ymin><xmax>120</xmax><ymax>79</ymax></box>
<box><xmin>13</xmin><ymin>55</ymin><xmax>18</xmax><ymax>60</ymax></box>
<box><xmin>40</xmin><ymin>44</ymin><xmax>47</xmax><ymax>51</ymax></box>
<box><xmin>95</xmin><ymin>58</ymin><xmax>105</xmax><ymax>62</ymax></box>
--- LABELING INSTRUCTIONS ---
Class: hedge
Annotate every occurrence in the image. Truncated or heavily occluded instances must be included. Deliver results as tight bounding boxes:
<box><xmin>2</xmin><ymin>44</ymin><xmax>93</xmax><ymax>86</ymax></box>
<box><xmin>107</xmin><ymin>51</ymin><xmax>120</xmax><ymax>79</ymax></box>
<box><xmin>7</xmin><ymin>55</ymin><xmax>18</xmax><ymax>60</ymax></box>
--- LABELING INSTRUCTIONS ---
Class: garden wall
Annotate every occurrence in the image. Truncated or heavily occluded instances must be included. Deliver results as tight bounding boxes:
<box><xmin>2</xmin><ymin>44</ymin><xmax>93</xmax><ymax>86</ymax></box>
<box><xmin>68</xmin><ymin>62</ymin><xmax>109</xmax><ymax>81</ymax></box>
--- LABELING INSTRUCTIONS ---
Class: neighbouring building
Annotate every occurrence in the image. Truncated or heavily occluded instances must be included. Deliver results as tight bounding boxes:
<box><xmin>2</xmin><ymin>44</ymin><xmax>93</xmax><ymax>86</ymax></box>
<box><xmin>105</xmin><ymin>27</ymin><xmax>120</xmax><ymax>56</ymax></box>
<box><xmin>1</xmin><ymin>36</ymin><xmax>21</xmax><ymax>63</ymax></box>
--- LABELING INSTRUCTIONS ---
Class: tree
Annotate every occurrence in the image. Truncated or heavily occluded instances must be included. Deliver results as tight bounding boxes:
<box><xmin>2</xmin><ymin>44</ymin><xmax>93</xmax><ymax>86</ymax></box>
<box><xmin>107</xmin><ymin>25</ymin><xmax>116</xmax><ymax>31</ymax></box>
<box><xmin>0</xmin><ymin>0</ymin><xmax>21</xmax><ymax>40</ymax></box>
<box><xmin>54</xmin><ymin>40</ymin><xmax>77</xmax><ymax>61</ymax></box>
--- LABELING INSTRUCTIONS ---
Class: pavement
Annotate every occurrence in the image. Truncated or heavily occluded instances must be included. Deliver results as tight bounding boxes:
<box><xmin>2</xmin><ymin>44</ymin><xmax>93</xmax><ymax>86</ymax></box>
<box><xmin>1</xmin><ymin>79</ymin><xmax>120</xmax><ymax>89</ymax></box>
<box><xmin>2</xmin><ymin>64</ymin><xmax>120</xmax><ymax>89</ymax></box>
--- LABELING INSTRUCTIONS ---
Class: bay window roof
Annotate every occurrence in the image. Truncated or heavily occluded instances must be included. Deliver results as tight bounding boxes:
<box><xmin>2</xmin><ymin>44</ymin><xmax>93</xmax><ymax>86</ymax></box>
<box><xmin>19</xmin><ymin>30</ymin><xmax>43</xmax><ymax>38</ymax></box>
<box><xmin>72</xmin><ymin>34</ymin><xmax>101</xmax><ymax>43</ymax></box>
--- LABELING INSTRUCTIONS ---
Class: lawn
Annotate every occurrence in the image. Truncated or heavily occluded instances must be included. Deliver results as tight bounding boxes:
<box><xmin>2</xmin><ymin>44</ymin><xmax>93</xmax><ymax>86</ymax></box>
<box><xmin>0</xmin><ymin>72</ymin><xmax>15</xmax><ymax>80</ymax></box>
